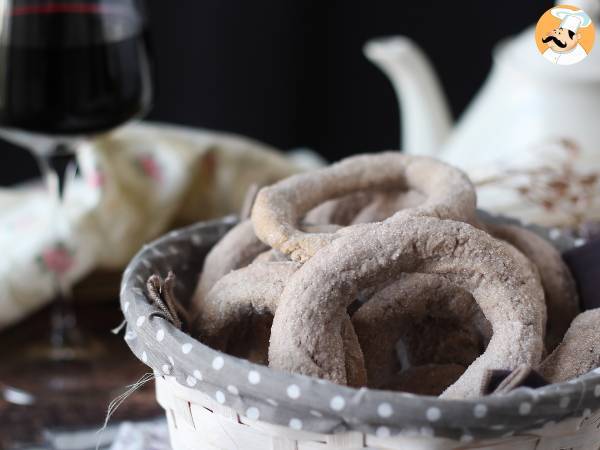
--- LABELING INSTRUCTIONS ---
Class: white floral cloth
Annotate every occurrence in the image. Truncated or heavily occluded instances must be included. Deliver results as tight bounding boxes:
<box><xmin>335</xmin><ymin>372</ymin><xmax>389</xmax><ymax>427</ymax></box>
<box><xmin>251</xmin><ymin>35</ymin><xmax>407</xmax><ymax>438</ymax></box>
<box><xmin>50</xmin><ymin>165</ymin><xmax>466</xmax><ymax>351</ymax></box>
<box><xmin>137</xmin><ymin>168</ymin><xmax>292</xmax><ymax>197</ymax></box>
<box><xmin>0</xmin><ymin>122</ymin><xmax>315</xmax><ymax>330</ymax></box>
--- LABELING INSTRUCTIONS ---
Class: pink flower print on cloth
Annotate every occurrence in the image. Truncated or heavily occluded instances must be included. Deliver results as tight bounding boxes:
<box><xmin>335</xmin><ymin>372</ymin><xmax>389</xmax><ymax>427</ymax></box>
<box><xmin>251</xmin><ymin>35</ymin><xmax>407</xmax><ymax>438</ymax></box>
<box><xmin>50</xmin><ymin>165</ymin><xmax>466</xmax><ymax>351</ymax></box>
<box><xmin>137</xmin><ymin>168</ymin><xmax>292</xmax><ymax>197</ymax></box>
<box><xmin>87</xmin><ymin>168</ymin><xmax>106</xmax><ymax>189</ymax></box>
<box><xmin>38</xmin><ymin>243</ymin><xmax>75</xmax><ymax>276</ymax></box>
<box><xmin>136</xmin><ymin>153</ymin><xmax>162</xmax><ymax>182</ymax></box>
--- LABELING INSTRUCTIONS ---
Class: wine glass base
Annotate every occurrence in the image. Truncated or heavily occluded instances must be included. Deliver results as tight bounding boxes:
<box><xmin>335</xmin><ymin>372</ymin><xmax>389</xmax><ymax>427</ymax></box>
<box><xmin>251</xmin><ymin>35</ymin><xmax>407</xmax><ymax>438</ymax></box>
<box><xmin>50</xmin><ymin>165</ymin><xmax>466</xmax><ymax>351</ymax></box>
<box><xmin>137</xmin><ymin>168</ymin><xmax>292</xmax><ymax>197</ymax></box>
<box><xmin>20</xmin><ymin>332</ymin><xmax>108</xmax><ymax>362</ymax></box>
<box><xmin>0</xmin><ymin>300</ymin><xmax>161</xmax><ymax>448</ymax></box>
<box><xmin>1</xmin><ymin>356</ymin><xmax>146</xmax><ymax>448</ymax></box>
<box><xmin>3</xmin><ymin>348</ymin><xmax>107</xmax><ymax>402</ymax></box>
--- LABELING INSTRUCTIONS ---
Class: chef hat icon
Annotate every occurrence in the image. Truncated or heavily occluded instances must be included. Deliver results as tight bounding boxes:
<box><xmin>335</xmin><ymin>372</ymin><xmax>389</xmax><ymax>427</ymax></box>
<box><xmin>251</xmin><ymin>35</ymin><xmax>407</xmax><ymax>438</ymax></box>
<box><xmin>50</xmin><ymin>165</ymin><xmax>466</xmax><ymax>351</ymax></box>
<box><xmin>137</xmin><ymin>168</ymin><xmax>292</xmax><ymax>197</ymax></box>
<box><xmin>551</xmin><ymin>7</ymin><xmax>593</xmax><ymax>32</ymax></box>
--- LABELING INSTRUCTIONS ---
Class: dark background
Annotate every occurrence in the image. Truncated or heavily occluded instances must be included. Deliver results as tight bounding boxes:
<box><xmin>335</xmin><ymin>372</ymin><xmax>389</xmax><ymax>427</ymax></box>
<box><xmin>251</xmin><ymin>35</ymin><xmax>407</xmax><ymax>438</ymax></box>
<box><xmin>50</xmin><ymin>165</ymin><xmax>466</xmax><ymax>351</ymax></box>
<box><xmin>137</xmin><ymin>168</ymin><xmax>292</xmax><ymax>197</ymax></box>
<box><xmin>1</xmin><ymin>0</ymin><xmax>553</xmax><ymax>186</ymax></box>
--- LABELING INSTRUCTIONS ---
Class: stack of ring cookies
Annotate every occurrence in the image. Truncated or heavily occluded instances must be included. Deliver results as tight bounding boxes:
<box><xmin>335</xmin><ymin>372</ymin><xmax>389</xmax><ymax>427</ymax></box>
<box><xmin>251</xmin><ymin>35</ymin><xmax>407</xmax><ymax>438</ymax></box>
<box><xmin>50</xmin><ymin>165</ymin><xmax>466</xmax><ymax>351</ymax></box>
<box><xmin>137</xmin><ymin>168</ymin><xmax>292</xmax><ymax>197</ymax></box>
<box><xmin>191</xmin><ymin>152</ymin><xmax>592</xmax><ymax>400</ymax></box>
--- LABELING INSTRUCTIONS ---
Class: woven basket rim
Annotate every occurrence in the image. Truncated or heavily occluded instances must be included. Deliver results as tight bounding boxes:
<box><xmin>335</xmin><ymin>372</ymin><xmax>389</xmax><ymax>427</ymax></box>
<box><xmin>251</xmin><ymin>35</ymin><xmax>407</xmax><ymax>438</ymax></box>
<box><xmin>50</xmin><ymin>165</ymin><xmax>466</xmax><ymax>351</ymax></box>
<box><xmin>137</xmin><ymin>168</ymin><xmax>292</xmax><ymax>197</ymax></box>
<box><xmin>120</xmin><ymin>215</ymin><xmax>600</xmax><ymax>439</ymax></box>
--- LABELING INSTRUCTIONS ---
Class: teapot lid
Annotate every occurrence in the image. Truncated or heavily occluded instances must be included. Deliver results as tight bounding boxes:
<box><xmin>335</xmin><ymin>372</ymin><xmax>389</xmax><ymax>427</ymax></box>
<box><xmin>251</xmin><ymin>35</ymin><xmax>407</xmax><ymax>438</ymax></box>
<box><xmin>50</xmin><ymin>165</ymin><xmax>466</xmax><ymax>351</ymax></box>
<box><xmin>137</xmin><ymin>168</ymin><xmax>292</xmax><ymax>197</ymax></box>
<box><xmin>498</xmin><ymin>0</ymin><xmax>600</xmax><ymax>81</ymax></box>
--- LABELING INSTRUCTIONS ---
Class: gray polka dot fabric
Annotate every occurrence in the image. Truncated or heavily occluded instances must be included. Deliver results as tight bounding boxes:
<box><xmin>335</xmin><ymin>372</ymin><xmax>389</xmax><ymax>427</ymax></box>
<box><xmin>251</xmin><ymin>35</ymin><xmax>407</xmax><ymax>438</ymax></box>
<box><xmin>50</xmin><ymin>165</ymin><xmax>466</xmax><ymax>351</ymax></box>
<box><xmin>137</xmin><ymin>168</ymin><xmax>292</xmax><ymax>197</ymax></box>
<box><xmin>120</xmin><ymin>213</ymin><xmax>600</xmax><ymax>441</ymax></box>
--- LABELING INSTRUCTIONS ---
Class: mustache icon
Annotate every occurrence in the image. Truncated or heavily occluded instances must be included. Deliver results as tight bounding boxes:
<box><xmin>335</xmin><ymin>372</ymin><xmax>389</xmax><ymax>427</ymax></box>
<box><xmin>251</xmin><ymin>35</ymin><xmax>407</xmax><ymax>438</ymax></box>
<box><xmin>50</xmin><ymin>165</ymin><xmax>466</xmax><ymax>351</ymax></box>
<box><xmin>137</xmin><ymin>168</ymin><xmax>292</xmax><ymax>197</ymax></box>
<box><xmin>542</xmin><ymin>35</ymin><xmax>567</xmax><ymax>48</ymax></box>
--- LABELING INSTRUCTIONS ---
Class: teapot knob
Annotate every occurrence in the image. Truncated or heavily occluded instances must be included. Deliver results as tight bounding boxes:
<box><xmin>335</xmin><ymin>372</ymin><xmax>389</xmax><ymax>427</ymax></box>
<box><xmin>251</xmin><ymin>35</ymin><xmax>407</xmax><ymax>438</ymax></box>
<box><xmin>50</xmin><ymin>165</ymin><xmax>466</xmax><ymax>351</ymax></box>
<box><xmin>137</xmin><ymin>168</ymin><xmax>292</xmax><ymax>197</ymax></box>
<box><xmin>556</xmin><ymin>0</ymin><xmax>600</xmax><ymax>19</ymax></box>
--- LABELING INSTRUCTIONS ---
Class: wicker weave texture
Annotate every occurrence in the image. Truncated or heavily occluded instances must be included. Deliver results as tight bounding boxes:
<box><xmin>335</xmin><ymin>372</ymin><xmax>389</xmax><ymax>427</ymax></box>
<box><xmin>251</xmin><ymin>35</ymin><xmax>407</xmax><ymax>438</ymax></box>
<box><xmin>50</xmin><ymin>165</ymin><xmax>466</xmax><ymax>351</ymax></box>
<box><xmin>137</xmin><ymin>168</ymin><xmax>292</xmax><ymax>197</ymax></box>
<box><xmin>155</xmin><ymin>376</ymin><xmax>600</xmax><ymax>450</ymax></box>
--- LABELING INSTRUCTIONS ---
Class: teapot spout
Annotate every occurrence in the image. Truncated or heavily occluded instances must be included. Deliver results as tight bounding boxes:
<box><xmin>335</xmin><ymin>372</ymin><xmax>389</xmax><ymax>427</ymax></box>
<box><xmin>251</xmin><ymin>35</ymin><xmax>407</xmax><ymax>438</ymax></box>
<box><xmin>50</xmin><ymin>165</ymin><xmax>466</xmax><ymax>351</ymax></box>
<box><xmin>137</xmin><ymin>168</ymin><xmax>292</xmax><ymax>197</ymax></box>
<box><xmin>364</xmin><ymin>37</ymin><xmax>452</xmax><ymax>156</ymax></box>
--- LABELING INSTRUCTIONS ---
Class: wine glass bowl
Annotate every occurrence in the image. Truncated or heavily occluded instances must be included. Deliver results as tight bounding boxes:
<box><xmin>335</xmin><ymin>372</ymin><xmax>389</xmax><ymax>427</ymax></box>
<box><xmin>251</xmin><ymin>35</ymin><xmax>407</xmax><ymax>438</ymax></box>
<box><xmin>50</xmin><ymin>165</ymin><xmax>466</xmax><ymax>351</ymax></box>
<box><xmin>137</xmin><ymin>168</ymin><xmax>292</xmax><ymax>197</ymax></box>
<box><xmin>0</xmin><ymin>0</ymin><xmax>153</xmax><ymax>135</ymax></box>
<box><xmin>0</xmin><ymin>1</ymin><xmax>154</xmax><ymax>444</ymax></box>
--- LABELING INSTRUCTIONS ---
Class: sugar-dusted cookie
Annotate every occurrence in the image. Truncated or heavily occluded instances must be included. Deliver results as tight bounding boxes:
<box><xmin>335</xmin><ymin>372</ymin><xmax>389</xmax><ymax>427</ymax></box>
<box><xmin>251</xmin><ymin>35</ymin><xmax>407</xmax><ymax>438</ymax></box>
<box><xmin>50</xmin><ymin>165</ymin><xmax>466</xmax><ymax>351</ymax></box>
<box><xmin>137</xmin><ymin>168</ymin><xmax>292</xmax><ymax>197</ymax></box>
<box><xmin>485</xmin><ymin>223</ymin><xmax>579</xmax><ymax>350</ymax></box>
<box><xmin>538</xmin><ymin>308</ymin><xmax>600</xmax><ymax>383</ymax></box>
<box><xmin>252</xmin><ymin>153</ymin><xmax>477</xmax><ymax>262</ymax></box>
<box><xmin>353</xmin><ymin>274</ymin><xmax>488</xmax><ymax>388</ymax></box>
<box><xmin>197</xmin><ymin>261</ymin><xmax>367</xmax><ymax>387</ymax></box>
<box><xmin>305</xmin><ymin>191</ymin><xmax>375</xmax><ymax>226</ymax></box>
<box><xmin>269</xmin><ymin>216</ymin><xmax>545</xmax><ymax>398</ymax></box>
<box><xmin>351</xmin><ymin>190</ymin><xmax>426</xmax><ymax>224</ymax></box>
<box><xmin>192</xmin><ymin>220</ymin><xmax>268</xmax><ymax>314</ymax></box>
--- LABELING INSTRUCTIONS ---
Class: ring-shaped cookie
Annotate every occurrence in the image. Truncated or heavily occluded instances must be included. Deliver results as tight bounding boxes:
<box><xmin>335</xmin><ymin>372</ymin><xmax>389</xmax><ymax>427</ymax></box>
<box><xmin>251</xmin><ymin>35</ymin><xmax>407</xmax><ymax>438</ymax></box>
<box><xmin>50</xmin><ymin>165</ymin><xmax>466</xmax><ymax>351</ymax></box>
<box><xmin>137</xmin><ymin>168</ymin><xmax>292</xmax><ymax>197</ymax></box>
<box><xmin>251</xmin><ymin>152</ymin><xmax>477</xmax><ymax>262</ymax></box>
<box><xmin>538</xmin><ymin>308</ymin><xmax>600</xmax><ymax>383</ymax></box>
<box><xmin>268</xmin><ymin>216</ymin><xmax>546</xmax><ymax>399</ymax></box>
<box><xmin>192</xmin><ymin>221</ymin><xmax>344</xmax><ymax>314</ymax></box>
<box><xmin>350</xmin><ymin>190</ymin><xmax>426</xmax><ymax>224</ymax></box>
<box><xmin>302</xmin><ymin>184</ymin><xmax>574</xmax><ymax>352</ymax></box>
<box><xmin>192</xmin><ymin>220</ymin><xmax>268</xmax><ymax>314</ymax></box>
<box><xmin>484</xmin><ymin>223</ymin><xmax>579</xmax><ymax>350</ymax></box>
<box><xmin>352</xmin><ymin>273</ymin><xmax>488</xmax><ymax>389</ymax></box>
<box><xmin>196</xmin><ymin>261</ymin><xmax>367</xmax><ymax>387</ymax></box>
<box><xmin>304</xmin><ymin>191</ymin><xmax>375</xmax><ymax>226</ymax></box>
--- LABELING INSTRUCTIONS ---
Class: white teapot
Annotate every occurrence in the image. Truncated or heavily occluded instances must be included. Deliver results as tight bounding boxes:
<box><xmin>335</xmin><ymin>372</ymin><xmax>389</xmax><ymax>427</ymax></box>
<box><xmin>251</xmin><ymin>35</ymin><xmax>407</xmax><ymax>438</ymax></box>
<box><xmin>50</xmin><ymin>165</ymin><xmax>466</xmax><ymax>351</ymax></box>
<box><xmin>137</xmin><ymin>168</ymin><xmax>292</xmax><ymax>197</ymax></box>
<box><xmin>365</xmin><ymin>0</ymin><xmax>600</xmax><ymax>228</ymax></box>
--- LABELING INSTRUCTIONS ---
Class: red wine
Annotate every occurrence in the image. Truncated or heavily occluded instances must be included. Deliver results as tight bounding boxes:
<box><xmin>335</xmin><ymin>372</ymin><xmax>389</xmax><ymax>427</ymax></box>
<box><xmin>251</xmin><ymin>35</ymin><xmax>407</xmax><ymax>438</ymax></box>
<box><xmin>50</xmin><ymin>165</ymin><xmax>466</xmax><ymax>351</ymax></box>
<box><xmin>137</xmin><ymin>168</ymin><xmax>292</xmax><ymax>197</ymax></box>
<box><xmin>0</xmin><ymin>5</ymin><xmax>153</xmax><ymax>135</ymax></box>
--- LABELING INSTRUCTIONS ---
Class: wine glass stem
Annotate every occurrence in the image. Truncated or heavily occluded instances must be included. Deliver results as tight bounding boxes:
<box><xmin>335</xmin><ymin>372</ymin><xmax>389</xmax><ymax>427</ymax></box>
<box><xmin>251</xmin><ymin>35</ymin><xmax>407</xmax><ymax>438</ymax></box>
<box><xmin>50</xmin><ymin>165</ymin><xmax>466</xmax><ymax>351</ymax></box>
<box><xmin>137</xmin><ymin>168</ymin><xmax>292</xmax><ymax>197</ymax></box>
<box><xmin>39</xmin><ymin>144</ymin><xmax>81</xmax><ymax>357</ymax></box>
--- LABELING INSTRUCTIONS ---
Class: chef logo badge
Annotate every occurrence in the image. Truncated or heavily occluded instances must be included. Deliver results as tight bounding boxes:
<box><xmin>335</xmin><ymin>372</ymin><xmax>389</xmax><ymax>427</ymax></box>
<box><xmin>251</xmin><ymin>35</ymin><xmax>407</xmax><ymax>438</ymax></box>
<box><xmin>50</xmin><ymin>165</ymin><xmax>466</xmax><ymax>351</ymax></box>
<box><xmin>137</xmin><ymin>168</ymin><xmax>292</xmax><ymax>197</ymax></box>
<box><xmin>535</xmin><ymin>4</ymin><xmax>595</xmax><ymax>65</ymax></box>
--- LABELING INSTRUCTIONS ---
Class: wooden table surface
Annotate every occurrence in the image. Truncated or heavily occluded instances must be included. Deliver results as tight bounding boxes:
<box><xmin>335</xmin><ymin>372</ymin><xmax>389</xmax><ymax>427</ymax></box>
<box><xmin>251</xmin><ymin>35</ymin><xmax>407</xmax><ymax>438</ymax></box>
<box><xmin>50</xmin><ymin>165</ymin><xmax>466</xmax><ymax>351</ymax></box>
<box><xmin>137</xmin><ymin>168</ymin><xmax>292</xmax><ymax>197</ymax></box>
<box><xmin>0</xmin><ymin>271</ymin><xmax>162</xmax><ymax>449</ymax></box>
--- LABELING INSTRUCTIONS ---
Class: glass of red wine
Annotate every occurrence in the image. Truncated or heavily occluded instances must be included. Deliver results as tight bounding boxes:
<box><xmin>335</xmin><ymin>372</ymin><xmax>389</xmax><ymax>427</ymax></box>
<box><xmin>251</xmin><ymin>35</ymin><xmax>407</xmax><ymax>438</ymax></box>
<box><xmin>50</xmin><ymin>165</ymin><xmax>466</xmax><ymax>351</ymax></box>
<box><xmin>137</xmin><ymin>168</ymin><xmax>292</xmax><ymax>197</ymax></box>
<box><xmin>0</xmin><ymin>0</ymin><xmax>153</xmax><ymax>440</ymax></box>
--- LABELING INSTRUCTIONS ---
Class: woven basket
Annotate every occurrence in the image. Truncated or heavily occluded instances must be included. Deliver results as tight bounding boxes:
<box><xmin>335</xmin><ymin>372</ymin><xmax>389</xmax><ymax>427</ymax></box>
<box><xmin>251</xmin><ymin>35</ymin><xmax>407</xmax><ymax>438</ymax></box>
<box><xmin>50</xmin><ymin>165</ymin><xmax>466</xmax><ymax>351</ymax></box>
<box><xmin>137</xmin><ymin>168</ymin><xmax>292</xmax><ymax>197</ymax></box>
<box><xmin>121</xmin><ymin>217</ymin><xmax>600</xmax><ymax>450</ymax></box>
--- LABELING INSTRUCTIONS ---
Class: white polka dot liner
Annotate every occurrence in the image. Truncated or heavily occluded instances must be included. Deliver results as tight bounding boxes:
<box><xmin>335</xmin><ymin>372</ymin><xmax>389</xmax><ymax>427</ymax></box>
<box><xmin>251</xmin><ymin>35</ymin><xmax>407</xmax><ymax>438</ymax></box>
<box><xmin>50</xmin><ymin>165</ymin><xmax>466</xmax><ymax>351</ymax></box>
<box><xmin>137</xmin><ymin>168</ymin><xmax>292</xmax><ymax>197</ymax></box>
<box><xmin>120</xmin><ymin>216</ymin><xmax>600</xmax><ymax>442</ymax></box>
